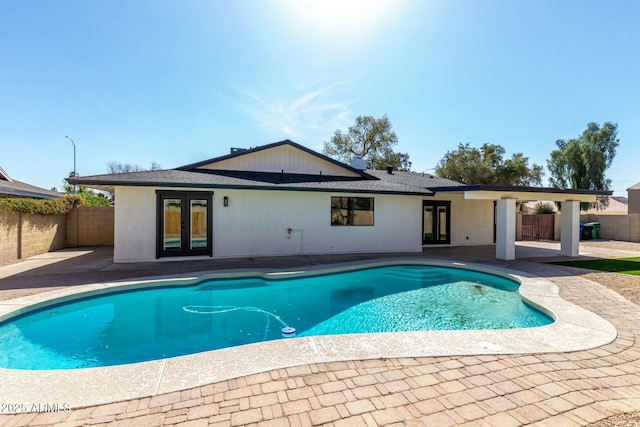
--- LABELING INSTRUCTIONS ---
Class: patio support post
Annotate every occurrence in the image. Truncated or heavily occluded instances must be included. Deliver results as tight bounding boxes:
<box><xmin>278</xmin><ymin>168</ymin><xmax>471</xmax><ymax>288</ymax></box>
<box><xmin>496</xmin><ymin>198</ymin><xmax>516</xmax><ymax>260</ymax></box>
<box><xmin>561</xmin><ymin>200</ymin><xmax>580</xmax><ymax>257</ymax></box>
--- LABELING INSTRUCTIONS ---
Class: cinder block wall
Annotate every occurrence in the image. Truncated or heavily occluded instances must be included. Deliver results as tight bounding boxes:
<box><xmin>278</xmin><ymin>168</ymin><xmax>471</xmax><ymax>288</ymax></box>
<box><xmin>0</xmin><ymin>208</ymin><xmax>66</xmax><ymax>266</ymax></box>
<box><xmin>580</xmin><ymin>214</ymin><xmax>640</xmax><ymax>242</ymax></box>
<box><xmin>0</xmin><ymin>208</ymin><xmax>20</xmax><ymax>265</ymax></box>
<box><xmin>66</xmin><ymin>206</ymin><xmax>114</xmax><ymax>247</ymax></box>
<box><xmin>21</xmin><ymin>211</ymin><xmax>67</xmax><ymax>258</ymax></box>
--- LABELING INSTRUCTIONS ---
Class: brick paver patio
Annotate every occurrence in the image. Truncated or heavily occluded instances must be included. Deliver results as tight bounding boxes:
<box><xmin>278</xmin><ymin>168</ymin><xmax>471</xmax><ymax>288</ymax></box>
<box><xmin>1</xmin><ymin>242</ymin><xmax>640</xmax><ymax>426</ymax></box>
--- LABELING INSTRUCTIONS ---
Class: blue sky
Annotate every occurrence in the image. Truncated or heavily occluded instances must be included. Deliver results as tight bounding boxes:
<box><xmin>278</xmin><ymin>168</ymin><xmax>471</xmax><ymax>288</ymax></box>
<box><xmin>1</xmin><ymin>0</ymin><xmax>638</xmax><ymax>195</ymax></box>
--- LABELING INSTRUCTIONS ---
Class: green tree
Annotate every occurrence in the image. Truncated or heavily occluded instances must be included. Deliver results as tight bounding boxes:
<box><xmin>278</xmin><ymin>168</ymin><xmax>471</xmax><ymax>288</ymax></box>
<box><xmin>547</xmin><ymin>122</ymin><xmax>619</xmax><ymax>209</ymax></box>
<box><xmin>59</xmin><ymin>172</ymin><xmax>110</xmax><ymax>206</ymax></box>
<box><xmin>435</xmin><ymin>143</ymin><xmax>543</xmax><ymax>186</ymax></box>
<box><xmin>547</xmin><ymin>122</ymin><xmax>619</xmax><ymax>190</ymax></box>
<box><xmin>323</xmin><ymin>115</ymin><xmax>411</xmax><ymax>171</ymax></box>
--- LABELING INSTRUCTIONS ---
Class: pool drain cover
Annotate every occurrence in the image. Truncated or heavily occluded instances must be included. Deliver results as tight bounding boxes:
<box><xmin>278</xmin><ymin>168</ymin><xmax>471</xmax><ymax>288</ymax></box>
<box><xmin>478</xmin><ymin>341</ymin><xmax>502</xmax><ymax>351</ymax></box>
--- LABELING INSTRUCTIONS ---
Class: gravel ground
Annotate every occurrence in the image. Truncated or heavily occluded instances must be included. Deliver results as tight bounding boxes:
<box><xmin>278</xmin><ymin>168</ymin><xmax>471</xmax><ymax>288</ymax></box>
<box><xmin>572</xmin><ymin>269</ymin><xmax>640</xmax><ymax>427</ymax></box>
<box><xmin>582</xmin><ymin>271</ymin><xmax>640</xmax><ymax>306</ymax></box>
<box><xmin>589</xmin><ymin>410</ymin><xmax>640</xmax><ymax>427</ymax></box>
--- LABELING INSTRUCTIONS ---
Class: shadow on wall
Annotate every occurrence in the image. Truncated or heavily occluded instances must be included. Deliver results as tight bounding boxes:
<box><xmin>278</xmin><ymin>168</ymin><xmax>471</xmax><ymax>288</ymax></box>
<box><xmin>0</xmin><ymin>206</ymin><xmax>114</xmax><ymax>266</ymax></box>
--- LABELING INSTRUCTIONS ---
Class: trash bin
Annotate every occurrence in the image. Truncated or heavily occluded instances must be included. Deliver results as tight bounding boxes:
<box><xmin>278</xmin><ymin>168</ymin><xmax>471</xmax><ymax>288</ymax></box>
<box><xmin>588</xmin><ymin>222</ymin><xmax>601</xmax><ymax>239</ymax></box>
<box><xmin>582</xmin><ymin>224</ymin><xmax>593</xmax><ymax>240</ymax></box>
<box><xmin>579</xmin><ymin>223</ymin><xmax>585</xmax><ymax>240</ymax></box>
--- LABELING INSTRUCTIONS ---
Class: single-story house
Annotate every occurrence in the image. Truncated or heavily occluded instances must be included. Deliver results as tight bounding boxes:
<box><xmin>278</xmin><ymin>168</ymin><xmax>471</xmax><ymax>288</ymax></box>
<box><xmin>0</xmin><ymin>166</ymin><xmax>60</xmax><ymax>199</ymax></box>
<box><xmin>582</xmin><ymin>196</ymin><xmax>628</xmax><ymax>215</ymax></box>
<box><xmin>69</xmin><ymin>140</ymin><xmax>611</xmax><ymax>263</ymax></box>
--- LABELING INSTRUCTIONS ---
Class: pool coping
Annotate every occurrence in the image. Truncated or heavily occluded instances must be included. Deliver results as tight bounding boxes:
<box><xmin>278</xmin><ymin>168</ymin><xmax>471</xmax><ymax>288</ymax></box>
<box><xmin>0</xmin><ymin>259</ymin><xmax>617</xmax><ymax>411</ymax></box>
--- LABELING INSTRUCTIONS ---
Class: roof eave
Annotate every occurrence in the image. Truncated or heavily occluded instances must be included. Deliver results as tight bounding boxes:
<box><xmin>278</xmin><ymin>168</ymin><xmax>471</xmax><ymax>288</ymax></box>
<box><xmin>69</xmin><ymin>179</ymin><xmax>431</xmax><ymax>196</ymax></box>
<box><xmin>427</xmin><ymin>185</ymin><xmax>612</xmax><ymax>203</ymax></box>
<box><xmin>0</xmin><ymin>189</ymin><xmax>60</xmax><ymax>199</ymax></box>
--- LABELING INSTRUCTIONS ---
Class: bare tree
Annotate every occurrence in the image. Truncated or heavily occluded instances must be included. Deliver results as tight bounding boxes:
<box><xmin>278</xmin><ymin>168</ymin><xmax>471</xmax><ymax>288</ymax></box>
<box><xmin>107</xmin><ymin>161</ymin><xmax>162</xmax><ymax>173</ymax></box>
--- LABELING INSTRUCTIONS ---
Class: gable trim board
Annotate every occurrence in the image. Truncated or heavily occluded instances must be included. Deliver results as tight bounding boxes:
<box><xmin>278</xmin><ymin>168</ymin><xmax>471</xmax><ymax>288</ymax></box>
<box><xmin>68</xmin><ymin>140</ymin><xmax>611</xmax><ymax>262</ymax></box>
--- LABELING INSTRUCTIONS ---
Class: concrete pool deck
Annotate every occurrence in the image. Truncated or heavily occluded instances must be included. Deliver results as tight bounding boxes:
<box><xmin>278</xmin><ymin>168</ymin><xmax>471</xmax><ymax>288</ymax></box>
<box><xmin>1</xmin><ymin>241</ymin><xmax>640</xmax><ymax>426</ymax></box>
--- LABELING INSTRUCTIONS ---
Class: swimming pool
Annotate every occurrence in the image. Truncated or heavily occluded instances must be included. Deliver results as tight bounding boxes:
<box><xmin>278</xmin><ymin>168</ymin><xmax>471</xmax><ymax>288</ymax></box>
<box><xmin>0</xmin><ymin>263</ymin><xmax>552</xmax><ymax>370</ymax></box>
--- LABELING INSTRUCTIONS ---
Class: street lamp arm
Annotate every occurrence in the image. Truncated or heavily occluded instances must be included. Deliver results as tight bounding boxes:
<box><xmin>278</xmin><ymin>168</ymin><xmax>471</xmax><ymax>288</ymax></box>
<box><xmin>65</xmin><ymin>136</ymin><xmax>76</xmax><ymax>177</ymax></box>
<box><xmin>65</xmin><ymin>136</ymin><xmax>77</xmax><ymax>193</ymax></box>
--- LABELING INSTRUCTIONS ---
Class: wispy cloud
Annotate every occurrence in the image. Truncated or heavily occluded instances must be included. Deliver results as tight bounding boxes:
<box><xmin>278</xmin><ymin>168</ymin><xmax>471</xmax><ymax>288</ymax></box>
<box><xmin>234</xmin><ymin>81</ymin><xmax>352</xmax><ymax>142</ymax></box>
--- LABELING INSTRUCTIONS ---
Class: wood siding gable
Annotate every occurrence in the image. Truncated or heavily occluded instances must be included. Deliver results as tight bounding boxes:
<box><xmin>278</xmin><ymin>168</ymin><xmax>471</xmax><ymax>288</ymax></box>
<box><xmin>193</xmin><ymin>144</ymin><xmax>361</xmax><ymax>177</ymax></box>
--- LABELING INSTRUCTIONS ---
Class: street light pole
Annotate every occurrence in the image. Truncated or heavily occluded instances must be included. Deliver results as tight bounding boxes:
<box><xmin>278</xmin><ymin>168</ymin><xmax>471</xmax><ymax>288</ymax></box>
<box><xmin>65</xmin><ymin>135</ymin><xmax>76</xmax><ymax>193</ymax></box>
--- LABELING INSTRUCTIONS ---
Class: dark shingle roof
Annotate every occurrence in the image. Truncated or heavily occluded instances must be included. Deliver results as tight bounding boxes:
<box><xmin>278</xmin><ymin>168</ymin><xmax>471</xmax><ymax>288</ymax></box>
<box><xmin>0</xmin><ymin>167</ymin><xmax>60</xmax><ymax>199</ymax></box>
<box><xmin>367</xmin><ymin>170</ymin><xmax>463</xmax><ymax>189</ymax></box>
<box><xmin>69</xmin><ymin>169</ymin><xmax>435</xmax><ymax>196</ymax></box>
<box><xmin>612</xmin><ymin>196</ymin><xmax>628</xmax><ymax>204</ymax></box>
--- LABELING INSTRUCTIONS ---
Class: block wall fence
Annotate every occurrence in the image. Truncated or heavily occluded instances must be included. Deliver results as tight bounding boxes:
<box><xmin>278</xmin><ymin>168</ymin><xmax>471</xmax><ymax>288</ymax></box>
<box><xmin>0</xmin><ymin>206</ymin><xmax>114</xmax><ymax>266</ymax></box>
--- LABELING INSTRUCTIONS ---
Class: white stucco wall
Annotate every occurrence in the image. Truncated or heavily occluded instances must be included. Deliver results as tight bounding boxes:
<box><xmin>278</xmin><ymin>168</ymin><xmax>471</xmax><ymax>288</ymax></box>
<box><xmin>212</xmin><ymin>189</ymin><xmax>422</xmax><ymax>258</ymax></box>
<box><xmin>113</xmin><ymin>186</ymin><xmax>424</xmax><ymax>262</ymax></box>
<box><xmin>113</xmin><ymin>186</ymin><xmax>158</xmax><ymax>262</ymax></box>
<box><xmin>430</xmin><ymin>194</ymin><xmax>495</xmax><ymax>246</ymax></box>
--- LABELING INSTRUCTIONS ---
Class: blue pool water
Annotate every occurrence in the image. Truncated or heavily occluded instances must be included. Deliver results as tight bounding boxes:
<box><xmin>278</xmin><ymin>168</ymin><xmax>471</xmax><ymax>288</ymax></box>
<box><xmin>0</xmin><ymin>264</ymin><xmax>552</xmax><ymax>370</ymax></box>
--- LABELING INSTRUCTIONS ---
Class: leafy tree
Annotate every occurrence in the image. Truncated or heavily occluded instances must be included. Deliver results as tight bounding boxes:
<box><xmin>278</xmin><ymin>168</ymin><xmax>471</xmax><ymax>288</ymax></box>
<box><xmin>435</xmin><ymin>143</ymin><xmax>543</xmax><ymax>186</ymax></box>
<box><xmin>323</xmin><ymin>115</ymin><xmax>411</xmax><ymax>171</ymax></box>
<box><xmin>547</xmin><ymin>122</ymin><xmax>619</xmax><ymax>209</ymax></box>
<box><xmin>58</xmin><ymin>172</ymin><xmax>110</xmax><ymax>206</ymax></box>
<box><xmin>547</xmin><ymin>122</ymin><xmax>618</xmax><ymax>190</ymax></box>
<box><xmin>371</xmin><ymin>149</ymin><xmax>412</xmax><ymax>171</ymax></box>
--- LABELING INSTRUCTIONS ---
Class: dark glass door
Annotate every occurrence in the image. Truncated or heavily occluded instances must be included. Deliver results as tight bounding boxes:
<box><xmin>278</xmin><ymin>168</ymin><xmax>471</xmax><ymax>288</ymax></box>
<box><xmin>423</xmin><ymin>201</ymin><xmax>451</xmax><ymax>244</ymax></box>
<box><xmin>157</xmin><ymin>191</ymin><xmax>212</xmax><ymax>258</ymax></box>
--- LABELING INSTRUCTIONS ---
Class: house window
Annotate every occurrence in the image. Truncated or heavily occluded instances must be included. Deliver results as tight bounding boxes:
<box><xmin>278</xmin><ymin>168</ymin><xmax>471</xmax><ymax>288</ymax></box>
<box><xmin>331</xmin><ymin>197</ymin><xmax>374</xmax><ymax>226</ymax></box>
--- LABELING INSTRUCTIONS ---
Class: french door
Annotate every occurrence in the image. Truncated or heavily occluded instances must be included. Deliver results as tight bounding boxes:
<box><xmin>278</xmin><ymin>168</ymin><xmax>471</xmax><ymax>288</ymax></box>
<box><xmin>423</xmin><ymin>201</ymin><xmax>451</xmax><ymax>244</ymax></box>
<box><xmin>156</xmin><ymin>191</ymin><xmax>213</xmax><ymax>258</ymax></box>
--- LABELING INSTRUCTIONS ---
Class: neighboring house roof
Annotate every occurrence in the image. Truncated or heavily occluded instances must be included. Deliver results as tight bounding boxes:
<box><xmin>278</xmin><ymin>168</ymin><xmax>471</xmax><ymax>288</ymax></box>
<box><xmin>582</xmin><ymin>196</ymin><xmax>628</xmax><ymax>214</ymax></box>
<box><xmin>628</xmin><ymin>181</ymin><xmax>640</xmax><ymax>191</ymax></box>
<box><xmin>613</xmin><ymin>196</ymin><xmax>630</xmax><ymax>204</ymax></box>
<box><xmin>0</xmin><ymin>166</ymin><xmax>60</xmax><ymax>199</ymax></box>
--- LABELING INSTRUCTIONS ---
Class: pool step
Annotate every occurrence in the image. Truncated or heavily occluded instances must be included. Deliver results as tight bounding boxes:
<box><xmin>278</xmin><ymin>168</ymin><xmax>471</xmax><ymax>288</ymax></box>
<box><xmin>381</xmin><ymin>268</ymin><xmax>456</xmax><ymax>287</ymax></box>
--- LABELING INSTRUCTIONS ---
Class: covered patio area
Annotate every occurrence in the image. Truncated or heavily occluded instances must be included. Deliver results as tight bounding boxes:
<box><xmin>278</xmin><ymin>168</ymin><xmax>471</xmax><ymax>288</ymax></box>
<box><xmin>428</xmin><ymin>185</ymin><xmax>612</xmax><ymax>261</ymax></box>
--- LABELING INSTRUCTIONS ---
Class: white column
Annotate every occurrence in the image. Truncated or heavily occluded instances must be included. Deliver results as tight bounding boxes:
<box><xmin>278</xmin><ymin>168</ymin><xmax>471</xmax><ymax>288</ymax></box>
<box><xmin>496</xmin><ymin>199</ymin><xmax>516</xmax><ymax>260</ymax></box>
<box><xmin>561</xmin><ymin>200</ymin><xmax>580</xmax><ymax>257</ymax></box>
